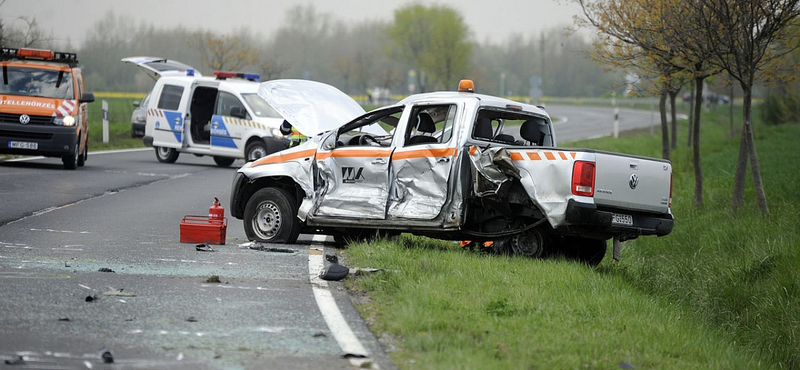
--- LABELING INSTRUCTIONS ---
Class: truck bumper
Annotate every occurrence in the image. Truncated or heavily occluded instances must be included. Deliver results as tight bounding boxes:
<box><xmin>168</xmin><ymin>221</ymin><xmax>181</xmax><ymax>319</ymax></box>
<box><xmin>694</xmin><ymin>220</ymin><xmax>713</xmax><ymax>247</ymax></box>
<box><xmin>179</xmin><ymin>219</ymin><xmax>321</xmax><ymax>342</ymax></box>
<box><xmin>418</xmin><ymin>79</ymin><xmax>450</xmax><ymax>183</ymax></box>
<box><xmin>563</xmin><ymin>199</ymin><xmax>674</xmax><ymax>240</ymax></box>
<box><xmin>0</xmin><ymin>123</ymin><xmax>79</xmax><ymax>157</ymax></box>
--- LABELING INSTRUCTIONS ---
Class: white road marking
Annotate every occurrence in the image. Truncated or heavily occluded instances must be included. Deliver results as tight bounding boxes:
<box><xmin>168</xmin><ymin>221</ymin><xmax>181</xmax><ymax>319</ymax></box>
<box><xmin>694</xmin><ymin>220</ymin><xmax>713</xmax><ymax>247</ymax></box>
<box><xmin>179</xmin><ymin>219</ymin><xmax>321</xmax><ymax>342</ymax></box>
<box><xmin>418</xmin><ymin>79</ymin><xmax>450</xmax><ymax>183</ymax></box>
<box><xmin>308</xmin><ymin>235</ymin><xmax>378</xmax><ymax>369</ymax></box>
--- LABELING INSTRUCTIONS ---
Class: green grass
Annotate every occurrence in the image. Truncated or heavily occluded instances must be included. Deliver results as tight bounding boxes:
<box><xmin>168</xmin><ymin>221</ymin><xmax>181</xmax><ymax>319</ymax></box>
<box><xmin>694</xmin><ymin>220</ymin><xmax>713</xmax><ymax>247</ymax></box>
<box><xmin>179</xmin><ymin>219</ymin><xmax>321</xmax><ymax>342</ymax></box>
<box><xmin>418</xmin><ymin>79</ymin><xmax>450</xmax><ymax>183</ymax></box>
<box><xmin>344</xmin><ymin>107</ymin><xmax>799</xmax><ymax>369</ymax></box>
<box><xmin>87</xmin><ymin>97</ymin><xmax>147</xmax><ymax>151</ymax></box>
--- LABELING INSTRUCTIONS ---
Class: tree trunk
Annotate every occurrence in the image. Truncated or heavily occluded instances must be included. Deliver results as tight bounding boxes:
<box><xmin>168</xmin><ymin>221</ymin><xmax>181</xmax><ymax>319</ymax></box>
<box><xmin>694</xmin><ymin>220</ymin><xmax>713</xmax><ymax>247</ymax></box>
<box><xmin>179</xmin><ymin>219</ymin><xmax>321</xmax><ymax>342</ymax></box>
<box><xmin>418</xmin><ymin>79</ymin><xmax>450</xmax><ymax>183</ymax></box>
<box><xmin>692</xmin><ymin>76</ymin><xmax>704</xmax><ymax>207</ymax></box>
<box><xmin>731</xmin><ymin>127</ymin><xmax>748</xmax><ymax>211</ymax></box>
<box><xmin>669</xmin><ymin>90</ymin><xmax>678</xmax><ymax>150</ymax></box>
<box><xmin>659</xmin><ymin>87</ymin><xmax>670</xmax><ymax>160</ymax></box>
<box><xmin>687</xmin><ymin>83</ymin><xmax>694</xmax><ymax>148</ymax></box>
<box><xmin>742</xmin><ymin>86</ymin><xmax>769</xmax><ymax>215</ymax></box>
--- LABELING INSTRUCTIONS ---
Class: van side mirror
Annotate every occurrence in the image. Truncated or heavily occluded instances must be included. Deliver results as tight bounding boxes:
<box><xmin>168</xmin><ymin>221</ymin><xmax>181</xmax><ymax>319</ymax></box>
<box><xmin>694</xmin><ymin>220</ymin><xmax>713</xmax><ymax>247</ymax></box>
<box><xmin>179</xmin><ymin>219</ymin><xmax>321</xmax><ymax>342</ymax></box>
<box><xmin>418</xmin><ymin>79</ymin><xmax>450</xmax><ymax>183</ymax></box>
<box><xmin>80</xmin><ymin>92</ymin><xmax>95</xmax><ymax>103</ymax></box>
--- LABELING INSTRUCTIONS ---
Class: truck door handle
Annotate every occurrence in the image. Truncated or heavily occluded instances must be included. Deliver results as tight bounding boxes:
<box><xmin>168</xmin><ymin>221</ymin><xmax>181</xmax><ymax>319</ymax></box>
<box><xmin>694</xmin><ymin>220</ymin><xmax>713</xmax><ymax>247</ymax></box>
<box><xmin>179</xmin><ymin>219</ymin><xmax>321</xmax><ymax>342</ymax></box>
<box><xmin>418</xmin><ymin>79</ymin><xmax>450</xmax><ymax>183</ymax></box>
<box><xmin>437</xmin><ymin>157</ymin><xmax>450</xmax><ymax>163</ymax></box>
<box><xmin>371</xmin><ymin>158</ymin><xmax>387</xmax><ymax>165</ymax></box>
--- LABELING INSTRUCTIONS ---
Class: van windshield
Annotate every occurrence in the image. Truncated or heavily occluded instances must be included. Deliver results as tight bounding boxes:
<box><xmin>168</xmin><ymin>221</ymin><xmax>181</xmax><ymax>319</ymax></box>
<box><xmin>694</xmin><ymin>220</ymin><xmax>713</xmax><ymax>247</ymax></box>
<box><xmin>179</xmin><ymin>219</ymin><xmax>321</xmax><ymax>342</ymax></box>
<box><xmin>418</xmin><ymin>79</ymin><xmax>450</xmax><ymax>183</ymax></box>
<box><xmin>0</xmin><ymin>66</ymin><xmax>74</xmax><ymax>99</ymax></box>
<box><xmin>241</xmin><ymin>93</ymin><xmax>282</xmax><ymax>119</ymax></box>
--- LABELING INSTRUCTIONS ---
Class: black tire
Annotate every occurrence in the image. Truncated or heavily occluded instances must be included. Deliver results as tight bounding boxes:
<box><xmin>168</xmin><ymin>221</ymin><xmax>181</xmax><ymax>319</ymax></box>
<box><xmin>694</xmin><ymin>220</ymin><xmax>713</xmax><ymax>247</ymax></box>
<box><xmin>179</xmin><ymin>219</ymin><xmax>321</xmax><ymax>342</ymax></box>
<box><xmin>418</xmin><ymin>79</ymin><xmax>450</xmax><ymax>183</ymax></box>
<box><xmin>62</xmin><ymin>141</ymin><xmax>79</xmax><ymax>170</ymax></box>
<box><xmin>155</xmin><ymin>146</ymin><xmax>179</xmax><ymax>163</ymax></box>
<box><xmin>245</xmin><ymin>140</ymin><xmax>268</xmax><ymax>162</ymax></box>
<box><xmin>243</xmin><ymin>187</ymin><xmax>300</xmax><ymax>244</ymax></box>
<box><xmin>213</xmin><ymin>156</ymin><xmax>235</xmax><ymax>167</ymax></box>
<box><xmin>77</xmin><ymin>142</ymin><xmax>87</xmax><ymax>167</ymax></box>
<box><xmin>560</xmin><ymin>237</ymin><xmax>607</xmax><ymax>267</ymax></box>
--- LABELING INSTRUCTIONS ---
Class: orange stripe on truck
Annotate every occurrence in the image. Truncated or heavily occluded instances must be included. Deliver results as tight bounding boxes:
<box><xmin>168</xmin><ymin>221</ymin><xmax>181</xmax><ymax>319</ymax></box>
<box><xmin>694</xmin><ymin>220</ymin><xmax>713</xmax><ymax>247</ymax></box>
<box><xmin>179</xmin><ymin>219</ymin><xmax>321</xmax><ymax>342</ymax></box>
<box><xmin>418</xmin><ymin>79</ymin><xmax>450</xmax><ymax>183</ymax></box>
<box><xmin>253</xmin><ymin>149</ymin><xmax>317</xmax><ymax>166</ymax></box>
<box><xmin>393</xmin><ymin>147</ymin><xmax>457</xmax><ymax>160</ymax></box>
<box><xmin>315</xmin><ymin>148</ymin><xmax>392</xmax><ymax>160</ymax></box>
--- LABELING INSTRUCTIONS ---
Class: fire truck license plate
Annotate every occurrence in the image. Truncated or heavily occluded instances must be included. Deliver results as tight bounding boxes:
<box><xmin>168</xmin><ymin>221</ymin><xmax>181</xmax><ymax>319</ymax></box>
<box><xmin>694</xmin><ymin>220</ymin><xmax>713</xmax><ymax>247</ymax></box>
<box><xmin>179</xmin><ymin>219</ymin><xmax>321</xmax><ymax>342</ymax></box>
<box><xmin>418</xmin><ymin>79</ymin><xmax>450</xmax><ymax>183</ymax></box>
<box><xmin>8</xmin><ymin>141</ymin><xmax>38</xmax><ymax>150</ymax></box>
<box><xmin>612</xmin><ymin>213</ymin><xmax>633</xmax><ymax>226</ymax></box>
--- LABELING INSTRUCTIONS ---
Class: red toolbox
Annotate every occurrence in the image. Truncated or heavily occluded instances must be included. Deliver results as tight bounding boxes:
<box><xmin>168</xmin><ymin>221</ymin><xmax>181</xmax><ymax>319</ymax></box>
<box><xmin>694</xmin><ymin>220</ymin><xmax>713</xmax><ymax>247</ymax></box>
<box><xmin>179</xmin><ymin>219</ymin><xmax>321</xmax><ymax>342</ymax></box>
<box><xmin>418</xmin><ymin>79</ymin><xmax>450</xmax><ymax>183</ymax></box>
<box><xmin>180</xmin><ymin>215</ymin><xmax>227</xmax><ymax>245</ymax></box>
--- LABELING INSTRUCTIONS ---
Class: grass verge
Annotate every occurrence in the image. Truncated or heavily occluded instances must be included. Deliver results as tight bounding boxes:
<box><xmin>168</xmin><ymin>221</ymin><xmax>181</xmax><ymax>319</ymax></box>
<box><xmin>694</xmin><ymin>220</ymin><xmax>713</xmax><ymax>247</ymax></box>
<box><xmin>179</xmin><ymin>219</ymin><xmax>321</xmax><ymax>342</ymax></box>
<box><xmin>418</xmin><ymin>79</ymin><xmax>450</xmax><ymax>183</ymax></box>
<box><xmin>344</xmin><ymin>107</ymin><xmax>798</xmax><ymax>369</ymax></box>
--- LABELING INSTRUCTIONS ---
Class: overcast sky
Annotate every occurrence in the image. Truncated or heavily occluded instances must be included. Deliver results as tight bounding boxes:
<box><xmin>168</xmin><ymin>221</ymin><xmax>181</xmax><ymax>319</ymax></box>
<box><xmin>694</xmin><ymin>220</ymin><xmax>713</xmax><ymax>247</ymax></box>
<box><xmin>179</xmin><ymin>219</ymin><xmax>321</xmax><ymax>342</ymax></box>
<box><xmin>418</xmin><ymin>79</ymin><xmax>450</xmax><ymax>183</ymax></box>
<box><xmin>2</xmin><ymin>0</ymin><xmax>583</xmax><ymax>47</ymax></box>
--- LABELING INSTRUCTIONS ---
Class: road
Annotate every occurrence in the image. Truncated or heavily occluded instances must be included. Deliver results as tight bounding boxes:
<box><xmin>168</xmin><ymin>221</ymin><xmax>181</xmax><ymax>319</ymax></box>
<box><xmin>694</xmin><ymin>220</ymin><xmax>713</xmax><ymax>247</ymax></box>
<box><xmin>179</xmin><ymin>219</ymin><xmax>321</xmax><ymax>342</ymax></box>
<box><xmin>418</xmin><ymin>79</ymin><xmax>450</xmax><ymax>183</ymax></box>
<box><xmin>0</xmin><ymin>150</ymin><xmax>392</xmax><ymax>370</ymax></box>
<box><xmin>0</xmin><ymin>105</ymin><xmax>656</xmax><ymax>369</ymax></box>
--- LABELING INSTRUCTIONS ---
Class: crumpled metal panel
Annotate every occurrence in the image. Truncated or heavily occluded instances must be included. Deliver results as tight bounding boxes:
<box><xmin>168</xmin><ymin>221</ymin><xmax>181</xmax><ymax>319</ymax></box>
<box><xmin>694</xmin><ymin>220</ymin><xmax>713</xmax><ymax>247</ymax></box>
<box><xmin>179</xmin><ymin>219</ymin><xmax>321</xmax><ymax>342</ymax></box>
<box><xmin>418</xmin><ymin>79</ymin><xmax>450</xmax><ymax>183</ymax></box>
<box><xmin>469</xmin><ymin>147</ymin><xmax>521</xmax><ymax>197</ymax></box>
<box><xmin>310</xmin><ymin>149</ymin><xmax>391</xmax><ymax>219</ymax></box>
<box><xmin>388</xmin><ymin>153</ymin><xmax>452</xmax><ymax>219</ymax></box>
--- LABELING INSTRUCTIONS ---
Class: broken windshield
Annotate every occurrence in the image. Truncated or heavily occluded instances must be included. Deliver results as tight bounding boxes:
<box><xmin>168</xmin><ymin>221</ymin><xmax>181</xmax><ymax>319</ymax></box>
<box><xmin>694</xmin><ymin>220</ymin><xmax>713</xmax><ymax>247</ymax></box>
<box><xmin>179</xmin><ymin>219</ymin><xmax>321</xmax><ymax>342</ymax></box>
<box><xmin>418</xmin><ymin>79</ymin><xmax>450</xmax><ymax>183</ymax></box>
<box><xmin>0</xmin><ymin>66</ymin><xmax>74</xmax><ymax>99</ymax></box>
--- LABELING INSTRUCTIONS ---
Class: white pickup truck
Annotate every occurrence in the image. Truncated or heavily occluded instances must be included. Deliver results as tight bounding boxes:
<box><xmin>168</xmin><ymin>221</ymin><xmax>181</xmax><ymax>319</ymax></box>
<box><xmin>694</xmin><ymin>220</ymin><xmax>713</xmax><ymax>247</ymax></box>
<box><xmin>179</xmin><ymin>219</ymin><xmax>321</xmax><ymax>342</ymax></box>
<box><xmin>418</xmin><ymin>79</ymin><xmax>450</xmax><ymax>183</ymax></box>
<box><xmin>229</xmin><ymin>80</ymin><xmax>673</xmax><ymax>265</ymax></box>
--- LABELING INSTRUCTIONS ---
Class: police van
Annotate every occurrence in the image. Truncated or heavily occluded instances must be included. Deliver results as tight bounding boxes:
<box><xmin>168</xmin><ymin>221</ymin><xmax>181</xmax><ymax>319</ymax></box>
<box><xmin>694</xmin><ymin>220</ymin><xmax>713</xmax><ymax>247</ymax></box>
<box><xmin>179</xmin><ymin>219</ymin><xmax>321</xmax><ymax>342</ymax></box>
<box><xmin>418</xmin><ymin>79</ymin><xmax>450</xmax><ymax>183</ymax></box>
<box><xmin>123</xmin><ymin>57</ymin><xmax>289</xmax><ymax>167</ymax></box>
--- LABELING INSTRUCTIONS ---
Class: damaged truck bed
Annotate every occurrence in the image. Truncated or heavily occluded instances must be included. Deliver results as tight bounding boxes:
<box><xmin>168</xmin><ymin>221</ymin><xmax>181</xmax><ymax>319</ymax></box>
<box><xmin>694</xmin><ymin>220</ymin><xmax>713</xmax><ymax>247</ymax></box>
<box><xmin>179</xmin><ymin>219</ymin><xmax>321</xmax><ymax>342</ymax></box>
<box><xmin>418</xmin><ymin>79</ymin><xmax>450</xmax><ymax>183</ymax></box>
<box><xmin>230</xmin><ymin>79</ymin><xmax>673</xmax><ymax>265</ymax></box>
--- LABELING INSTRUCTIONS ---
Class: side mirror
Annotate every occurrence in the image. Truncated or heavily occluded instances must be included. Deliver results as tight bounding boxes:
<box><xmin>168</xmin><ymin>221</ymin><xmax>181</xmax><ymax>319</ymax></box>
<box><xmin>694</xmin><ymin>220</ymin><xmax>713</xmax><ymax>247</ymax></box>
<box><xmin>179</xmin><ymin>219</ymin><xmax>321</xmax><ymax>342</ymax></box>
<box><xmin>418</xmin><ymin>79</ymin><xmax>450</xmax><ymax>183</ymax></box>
<box><xmin>133</xmin><ymin>101</ymin><xmax>140</xmax><ymax>108</ymax></box>
<box><xmin>80</xmin><ymin>92</ymin><xmax>95</xmax><ymax>103</ymax></box>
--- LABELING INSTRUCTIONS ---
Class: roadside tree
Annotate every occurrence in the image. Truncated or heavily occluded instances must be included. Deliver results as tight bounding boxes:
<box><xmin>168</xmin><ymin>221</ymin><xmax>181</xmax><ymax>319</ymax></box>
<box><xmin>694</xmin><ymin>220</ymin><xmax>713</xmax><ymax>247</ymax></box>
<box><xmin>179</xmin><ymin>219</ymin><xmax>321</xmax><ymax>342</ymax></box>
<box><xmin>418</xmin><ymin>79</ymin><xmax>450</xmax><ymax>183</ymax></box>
<box><xmin>386</xmin><ymin>4</ymin><xmax>472</xmax><ymax>92</ymax></box>
<box><xmin>698</xmin><ymin>0</ymin><xmax>800</xmax><ymax>215</ymax></box>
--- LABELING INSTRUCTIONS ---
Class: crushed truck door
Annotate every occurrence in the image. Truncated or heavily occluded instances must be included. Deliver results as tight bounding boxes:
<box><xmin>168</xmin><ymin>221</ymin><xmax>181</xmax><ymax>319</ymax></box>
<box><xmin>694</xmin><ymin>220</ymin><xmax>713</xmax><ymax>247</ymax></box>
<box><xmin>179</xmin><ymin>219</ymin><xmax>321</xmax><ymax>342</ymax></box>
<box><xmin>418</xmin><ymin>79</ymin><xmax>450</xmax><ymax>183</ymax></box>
<box><xmin>388</xmin><ymin>104</ymin><xmax>459</xmax><ymax>220</ymax></box>
<box><xmin>311</xmin><ymin>106</ymin><xmax>400</xmax><ymax>220</ymax></box>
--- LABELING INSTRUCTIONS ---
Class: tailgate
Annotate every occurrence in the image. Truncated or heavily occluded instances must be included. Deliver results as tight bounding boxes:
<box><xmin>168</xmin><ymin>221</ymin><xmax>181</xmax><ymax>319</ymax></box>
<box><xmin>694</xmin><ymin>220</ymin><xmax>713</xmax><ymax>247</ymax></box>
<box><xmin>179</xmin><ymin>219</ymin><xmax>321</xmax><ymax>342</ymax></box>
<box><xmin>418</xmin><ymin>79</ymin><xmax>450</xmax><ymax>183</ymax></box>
<box><xmin>593</xmin><ymin>152</ymin><xmax>671</xmax><ymax>214</ymax></box>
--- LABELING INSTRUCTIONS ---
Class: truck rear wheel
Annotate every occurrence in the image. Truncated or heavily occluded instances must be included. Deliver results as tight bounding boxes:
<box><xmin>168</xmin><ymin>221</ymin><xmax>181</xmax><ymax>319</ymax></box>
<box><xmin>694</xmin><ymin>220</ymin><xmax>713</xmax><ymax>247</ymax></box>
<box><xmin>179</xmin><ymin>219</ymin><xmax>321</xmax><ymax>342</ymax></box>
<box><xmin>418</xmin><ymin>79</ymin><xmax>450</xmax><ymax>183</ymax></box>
<box><xmin>243</xmin><ymin>187</ymin><xmax>300</xmax><ymax>244</ymax></box>
<box><xmin>155</xmin><ymin>147</ymin><xmax>179</xmax><ymax>163</ymax></box>
<box><xmin>213</xmin><ymin>156</ymin><xmax>235</xmax><ymax>167</ymax></box>
<box><xmin>560</xmin><ymin>237</ymin><xmax>607</xmax><ymax>267</ymax></box>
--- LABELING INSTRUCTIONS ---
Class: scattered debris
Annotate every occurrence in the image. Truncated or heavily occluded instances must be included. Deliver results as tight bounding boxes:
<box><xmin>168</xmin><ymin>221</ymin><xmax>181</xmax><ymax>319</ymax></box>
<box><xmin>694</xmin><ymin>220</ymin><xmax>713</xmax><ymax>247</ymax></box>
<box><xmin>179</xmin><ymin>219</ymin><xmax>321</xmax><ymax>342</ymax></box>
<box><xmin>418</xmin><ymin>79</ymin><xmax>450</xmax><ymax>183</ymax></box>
<box><xmin>103</xmin><ymin>288</ymin><xmax>136</xmax><ymax>297</ymax></box>
<box><xmin>248</xmin><ymin>244</ymin><xmax>296</xmax><ymax>253</ymax></box>
<box><xmin>195</xmin><ymin>243</ymin><xmax>215</xmax><ymax>252</ymax></box>
<box><xmin>206</xmin><ymin>275</ymin><xmax>221</xmax><ymax>283</ymax></box>
<box><xmin>342</xmin><ymin>353</ymin><xmax>368</xmax><ymax>359</ymax></box>
<box><xmin>320</xmin><ymin>262</ymin><xmax>349</xmax><ymax>281</ymax></box>
<box><xmin>186</xmin><ymin>316</ymin><xmax>198</xmax><ymax>322</ymax></box>
<box><xmin>64</xmin><ymin>261</ymin><xmax>70</xmax><ymax>268</ymax></box>
<box><xmin>98</xmin><ymin>268</ymin><xmax>115</xmax><ymax>273</ymax></box>
<box><xmin>4</xmin><ymin>355</ymin><xmax>24</xmax><ymax>365</ymax></box>
<box><xmin>325</xmin><ymin>254</ymin><xmax>339</xmax><ymax>264</ymax></box>
<box><xmin>619</xmin><ymin>362</ymin><xmax>635</xmax><ymax>369</ymax></box>
<box><xmin>85</xmin><ymin>295</ymin><xmax>98</xmax><ymax>302</ymax></box>
<box><xmin>99</xmin><ymin>349</ymin><xmax>114</xmax><ymax>364</ymax></box>
<box><xmin>58</xmin><ymin>317</ymin><xmax>71</xmax><ymax>322</ymax></box>
<box><xmin>313</xmin><ymin>332</ymin><xmax>327</xmax><ymax>338</ymax></box>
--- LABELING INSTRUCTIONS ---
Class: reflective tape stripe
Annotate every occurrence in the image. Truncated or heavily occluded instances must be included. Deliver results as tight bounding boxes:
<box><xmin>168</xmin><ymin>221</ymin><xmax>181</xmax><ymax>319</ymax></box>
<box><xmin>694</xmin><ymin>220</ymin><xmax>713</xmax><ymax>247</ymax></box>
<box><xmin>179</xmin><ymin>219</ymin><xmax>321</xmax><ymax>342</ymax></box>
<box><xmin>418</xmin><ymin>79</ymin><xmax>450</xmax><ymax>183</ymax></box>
<box><xmin>393</xmin><ymin>147</ymin><xmax>457</xmax><ymax>160</ymax></box>
<box><xmin>510</xmin><ymin>151</ymin><xmax>578</xmax><ymax>161</ymax></box>
<box><xmin>252</xmin><ymin>148</ymin><xmax>317</xmax><ymax>166</ymax></box>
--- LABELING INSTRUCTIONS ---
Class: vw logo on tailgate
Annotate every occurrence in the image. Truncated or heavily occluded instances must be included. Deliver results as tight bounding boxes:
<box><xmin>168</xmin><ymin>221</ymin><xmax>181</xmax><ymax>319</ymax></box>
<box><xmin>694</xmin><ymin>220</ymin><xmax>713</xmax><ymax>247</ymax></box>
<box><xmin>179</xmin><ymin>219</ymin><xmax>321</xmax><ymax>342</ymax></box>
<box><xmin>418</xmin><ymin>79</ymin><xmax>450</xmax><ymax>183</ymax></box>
<box><xmin>19</xmin><ymin>114</ymin><xmax>30</xmax><ymax>125</ymax></box>
<box><xmin>629</xmin><ymin>174</ymin><xmax>639</xmax><ymax>189</ymax></box>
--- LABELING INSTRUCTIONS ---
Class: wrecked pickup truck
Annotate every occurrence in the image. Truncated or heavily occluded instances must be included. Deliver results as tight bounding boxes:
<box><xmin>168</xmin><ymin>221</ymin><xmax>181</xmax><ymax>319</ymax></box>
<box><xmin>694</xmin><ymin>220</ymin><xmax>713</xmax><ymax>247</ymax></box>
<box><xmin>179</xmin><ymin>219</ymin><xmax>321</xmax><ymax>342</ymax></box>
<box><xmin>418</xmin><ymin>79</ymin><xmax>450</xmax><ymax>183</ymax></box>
<box><xmin>230</xmin><ymin>79</ymin><xmax>673</xmax><ymax>265</ymax></box>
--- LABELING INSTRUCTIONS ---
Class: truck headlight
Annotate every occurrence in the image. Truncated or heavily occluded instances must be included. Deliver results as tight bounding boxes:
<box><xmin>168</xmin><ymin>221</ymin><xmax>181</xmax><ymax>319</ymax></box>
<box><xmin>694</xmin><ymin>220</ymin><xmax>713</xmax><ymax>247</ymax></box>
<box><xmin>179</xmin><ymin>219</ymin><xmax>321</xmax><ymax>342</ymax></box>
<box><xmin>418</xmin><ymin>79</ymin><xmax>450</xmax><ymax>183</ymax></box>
<box><xmin>54</xmin><ymin>116</ymin><xmax>76</xmax><ymax>127</ymax></box>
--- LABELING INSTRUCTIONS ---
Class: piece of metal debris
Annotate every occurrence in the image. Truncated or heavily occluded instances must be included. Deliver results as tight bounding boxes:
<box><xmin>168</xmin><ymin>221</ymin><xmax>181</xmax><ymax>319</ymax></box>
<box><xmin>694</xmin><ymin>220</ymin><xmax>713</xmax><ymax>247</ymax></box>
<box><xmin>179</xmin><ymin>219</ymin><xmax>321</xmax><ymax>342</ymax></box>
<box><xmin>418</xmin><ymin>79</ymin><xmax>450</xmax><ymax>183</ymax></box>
<box><xmin>195</xmin><ymin>243</ymin><xmax>215</xmax><ymax>252</ymax></box>
<box><xmin>206</xmin><ymin>275</ymin><xmax>221</xmax><ymax>283</ymax></box>
<box><xmin>103</xmin><ymin>288</ymin><xmax>136</xmax><ymax>297</ymax></box>
<box><xmin>85</xmin><ymin>295</ymin><xmax>98</xmax><ymax>302</ymax></box>
<box><xmin>4</xmin><ymin>355</ymin><xmax>24</xmax><ymax>365</ymax></box>
<box><xmin>325</xmin><ymin>254</ymin><xmax>339</xmax><ymax>264</ymax></box>
<box><xmin>186</xmin><ymin>316</ymin><xmax>198</xmax><ymax>322</ymax></box>
<box><xmin>248</xmin><ymin>244</ymin><xmax>296</xmax><ymax>253</ymax></box>
<box><xmin>98</xmin><ymin>268</ymin><xmax>115</xmax><ymax>273</ymax></box>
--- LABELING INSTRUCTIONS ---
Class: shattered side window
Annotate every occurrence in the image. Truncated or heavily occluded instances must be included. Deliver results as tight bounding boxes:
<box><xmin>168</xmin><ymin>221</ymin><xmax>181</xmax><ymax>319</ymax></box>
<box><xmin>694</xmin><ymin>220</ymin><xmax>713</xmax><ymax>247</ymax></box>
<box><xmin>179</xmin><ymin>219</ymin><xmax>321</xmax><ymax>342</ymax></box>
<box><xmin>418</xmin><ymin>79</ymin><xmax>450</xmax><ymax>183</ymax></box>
<box><xmin>472</xmin><ymin>109</ymin><xmax>551</xmax><ymax>146</ymax></box>
<box><xmin>405</xmin><ymin>104</ymin><xmax>457</xmax><ymax>146</ymax></box>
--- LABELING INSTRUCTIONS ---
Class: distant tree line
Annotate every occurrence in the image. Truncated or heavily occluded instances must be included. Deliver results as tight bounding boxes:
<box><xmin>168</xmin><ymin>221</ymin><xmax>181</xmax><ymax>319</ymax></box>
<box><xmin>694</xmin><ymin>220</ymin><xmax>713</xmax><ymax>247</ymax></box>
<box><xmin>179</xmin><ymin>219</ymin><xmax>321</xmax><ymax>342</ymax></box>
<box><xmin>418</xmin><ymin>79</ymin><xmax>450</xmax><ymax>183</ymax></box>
<box><xmin>1</xmin><ymin>3</ymin><xmax>624</xmax><ymax>99</ymax></box>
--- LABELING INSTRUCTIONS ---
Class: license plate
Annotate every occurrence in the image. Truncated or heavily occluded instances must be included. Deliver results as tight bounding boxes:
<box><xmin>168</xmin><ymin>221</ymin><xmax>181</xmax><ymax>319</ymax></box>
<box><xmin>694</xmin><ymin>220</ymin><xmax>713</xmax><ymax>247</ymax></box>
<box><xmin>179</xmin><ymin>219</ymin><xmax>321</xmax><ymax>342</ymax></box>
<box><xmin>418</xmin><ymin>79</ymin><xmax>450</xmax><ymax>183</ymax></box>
<box><xmin>612</xmin><ymin>213</ymin><xmax>633</xmax><ymax>226</ymax></box>
<box><xmin>8</xmin><ymin>141</ymin><xmax>38</xmax><ymax>150</ymax></box>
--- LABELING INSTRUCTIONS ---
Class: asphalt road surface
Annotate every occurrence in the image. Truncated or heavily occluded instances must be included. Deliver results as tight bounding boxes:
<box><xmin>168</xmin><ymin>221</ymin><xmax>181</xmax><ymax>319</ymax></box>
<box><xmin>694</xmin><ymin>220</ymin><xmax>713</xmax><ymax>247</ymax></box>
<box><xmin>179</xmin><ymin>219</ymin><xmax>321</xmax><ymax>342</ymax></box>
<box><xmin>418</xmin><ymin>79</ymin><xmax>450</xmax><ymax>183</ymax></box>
<box><xmin>0</xmin><ymin>105</ymin><xmax>656</xmax><ymax>369</ymax></box>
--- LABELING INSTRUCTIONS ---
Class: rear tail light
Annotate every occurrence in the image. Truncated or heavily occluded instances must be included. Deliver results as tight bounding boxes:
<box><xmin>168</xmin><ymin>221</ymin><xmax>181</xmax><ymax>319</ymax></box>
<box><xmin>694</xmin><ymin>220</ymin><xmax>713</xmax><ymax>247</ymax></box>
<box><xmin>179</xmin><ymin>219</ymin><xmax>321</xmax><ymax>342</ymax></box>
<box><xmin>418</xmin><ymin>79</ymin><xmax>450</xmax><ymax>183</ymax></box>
<box><xmin>572</xmin><ymin>161</ymin><xmax>595</xmax><ymax>197</ymax></box>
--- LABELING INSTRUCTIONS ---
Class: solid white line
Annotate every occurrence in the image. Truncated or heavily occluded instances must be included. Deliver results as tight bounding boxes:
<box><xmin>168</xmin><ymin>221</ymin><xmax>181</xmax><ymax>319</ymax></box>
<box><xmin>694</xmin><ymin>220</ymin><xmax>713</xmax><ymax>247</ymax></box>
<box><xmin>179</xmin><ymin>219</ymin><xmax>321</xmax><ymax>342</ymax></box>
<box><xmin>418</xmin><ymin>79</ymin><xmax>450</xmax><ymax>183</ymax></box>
<box><xmin>308</xmin><ymin>241</ymin><xmax>377</xmax><ymax>369</ymax></box>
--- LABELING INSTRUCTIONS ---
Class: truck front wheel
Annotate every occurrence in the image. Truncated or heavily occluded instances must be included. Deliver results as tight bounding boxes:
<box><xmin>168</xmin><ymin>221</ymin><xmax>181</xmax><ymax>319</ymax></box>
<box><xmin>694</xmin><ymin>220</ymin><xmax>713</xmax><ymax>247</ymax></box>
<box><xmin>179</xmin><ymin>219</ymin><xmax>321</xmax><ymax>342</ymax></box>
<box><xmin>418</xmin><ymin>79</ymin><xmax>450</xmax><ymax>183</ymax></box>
<box><xmin>244</xmin><ymin>187</ymin><xmax>300</xmax><ymax>244</ymax></box>
<box><xmin>155</xmin><ymin>147</ymin><xmax>179</xmax><ymax>163</ymax></box>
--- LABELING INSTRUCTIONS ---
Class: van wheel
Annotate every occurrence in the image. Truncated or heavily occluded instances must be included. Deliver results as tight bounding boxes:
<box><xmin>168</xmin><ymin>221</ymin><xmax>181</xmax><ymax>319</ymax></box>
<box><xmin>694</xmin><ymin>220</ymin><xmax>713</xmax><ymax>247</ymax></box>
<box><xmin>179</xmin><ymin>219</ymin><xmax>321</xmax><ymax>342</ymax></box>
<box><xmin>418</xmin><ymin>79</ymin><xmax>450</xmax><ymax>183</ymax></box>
<box><xmin>213</xmin><ymin>156</ymin><xmax>235</xmax><ymax>167</ymax></box>
<box><xmin>245</xmin><ymin>141</ymin><xmax>267</xmax><ymax>162</ymax></box>
<box><xmin>77</xmin><ymin>142</ymin><xmax>87</xmax><ymax>167</ymax></box>
<box><xmin>62</xmin><ymin>142</ymin><xmax>79</xmax><ymax>170</ymax></box>
<box><xmin>155</xmin><ymin>146</ymin><xmax>179</xmax><ymax>163</ymax></box>
<box><xmin>244</xmin><ymin>188</ymin><xmax>299</xmax><ymax>244</ymax></box>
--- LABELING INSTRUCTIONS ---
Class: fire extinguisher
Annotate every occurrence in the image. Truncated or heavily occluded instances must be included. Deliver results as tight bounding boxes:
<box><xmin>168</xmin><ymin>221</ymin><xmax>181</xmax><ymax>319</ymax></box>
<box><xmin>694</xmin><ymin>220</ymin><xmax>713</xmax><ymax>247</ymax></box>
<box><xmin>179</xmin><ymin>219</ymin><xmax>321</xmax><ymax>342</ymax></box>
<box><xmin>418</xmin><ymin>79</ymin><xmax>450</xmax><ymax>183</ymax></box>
<box><xmin>209</xmin><ymin>197</ymin><xmax>224</xmax><ymax>222</ymax></box>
